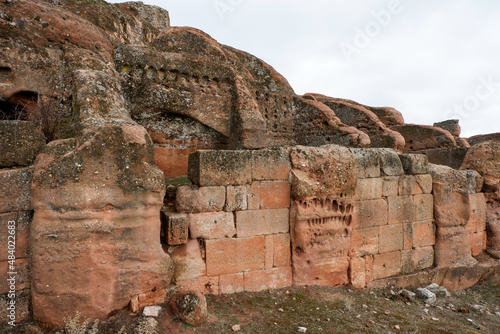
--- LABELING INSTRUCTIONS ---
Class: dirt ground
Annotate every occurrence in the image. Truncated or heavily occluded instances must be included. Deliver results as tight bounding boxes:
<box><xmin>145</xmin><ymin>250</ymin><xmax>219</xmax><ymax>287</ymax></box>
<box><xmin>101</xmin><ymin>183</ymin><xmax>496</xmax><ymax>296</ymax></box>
<box><xmin>3</xmin><ymin>276</ymin><xmax>500</xmax><ymax>334</ymax></box>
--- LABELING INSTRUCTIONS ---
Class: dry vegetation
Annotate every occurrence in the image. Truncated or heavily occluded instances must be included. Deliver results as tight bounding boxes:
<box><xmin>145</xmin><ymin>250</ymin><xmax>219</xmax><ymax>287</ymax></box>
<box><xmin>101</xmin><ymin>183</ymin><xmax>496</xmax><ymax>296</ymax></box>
<box><xmin>2</xmin><ymin>276</ymin><xmax>499</xmax><ymax>334</ymax></box>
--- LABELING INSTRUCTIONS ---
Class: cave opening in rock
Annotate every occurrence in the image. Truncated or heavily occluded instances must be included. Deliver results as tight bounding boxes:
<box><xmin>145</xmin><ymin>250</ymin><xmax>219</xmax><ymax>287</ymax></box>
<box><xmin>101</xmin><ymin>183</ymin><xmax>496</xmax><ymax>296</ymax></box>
<box><xmin>0</xmin><ymin>91</ymin><xmax>38</xmax><ymax>120</ymax></box>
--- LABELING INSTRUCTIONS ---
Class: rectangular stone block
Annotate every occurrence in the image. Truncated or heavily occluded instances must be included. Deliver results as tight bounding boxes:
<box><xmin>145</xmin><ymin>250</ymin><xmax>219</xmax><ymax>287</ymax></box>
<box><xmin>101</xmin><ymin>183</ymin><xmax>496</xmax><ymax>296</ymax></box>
<box><xmin>373</xmin><ymin>251</ymin><xmax>401</xmax><ymax>280</ymax></box>
<box><xmin>171</xmin><ymin>239</ymin><xmax>207</xmax><ymax>281</ymax></box>
<box><xmin>225</xmin><ymin>185</ymin><xmax>249</xmax><ymax>212</ymax></box>
<box><xmin>162</xmin><ymin>212</ymin><xmax>189</xmax><ymax>246</ymax></box>
<box><xmin>415</xmin><ymin>174</ymin><xmax>433</xmax><ymax>194</ymax></box>
<box><xmin>382</xmin><ymin>176</ymin><xmax>399</xmax><ymax>197</ymax></box>
<box><xmin>205</xmin><ymin>236</ymin><xmax>266</xmax><ymax>276</ymax></box>
<box><xmin>235</xmin><ymin>209</ymin><xmax>289</xmax><ymax>238</ymax></box>
<box><xmin>398</xmin><ymin>176</ymin><xmax>423</xmax><ymax>195</ymax></box>
<box><xmin>387</xmin><ymin>196</ymin><xmax>416</xmax><ymax>224</ymax></box>
<box><xmin>265</xmin><ymin>235</ymin><xmax>274</xmax><ymax>269</ymax></box>
<box><xmin>413</xmin><ymin>194</ymin><xmax>434</xmax><ymax>222</ymax></box>
<box><xmin>189</xmin><ymin>212</ymin><xmax>235</xmax><ymax>240</ymax></box>
<box><xmin>350</xmin><ymin>148</ymin><xmax>381</xmax><ymax>178</ymax></box>
<box><xmin>401</xmin><ymin>249</ymin><xmax>414</xmax><ymax>274</ymax></box>
<box><xmin>379</xmin><ymin>224</ymin><xmax>403</xmax><ymax>253</ymax></box>
<box><xmin>403</xmin><ymin>222</ymin><xmax>413</xmax><ymax>250</ymax></box>
<box><xmin>273</xmin><ymin>233</ymin><xmax>291</xmax><ymax>267</ymax></box>
<box><xmin>398</xmin><ymin>153</ymin><xmax>429</xmax><ymax>175</ymax></box>
<box><xmin>0</xmin><ymin>211</ymin><xmax>31</xmax><ymax>260</ymax></box>
<box><xmin>468</xmin><ymin>193</ymin><xmax>486</xmax><ymax>233</ymax></box>
<box><xmin>355</xmin><ymin>178</ymin><xmax>383</xmax><ymax>200</ymax></box>
<box><xmin>131</xmin><ymin>289</ymin><xmax>168</xmax><ymax>313</ymax></box>
<box><xmin>176</xmin><ymin>276</ymin><xmax>220</xmax><ymax>295</ymax></box>
<box><xmin>176</xmin><ymin>185</ymin><xmax>226</xmax><ymax>213</ymax></box>
<box><xmin>0</xmin><ymin>167</ymin><xmax>32</xmax><ymax>213</ymax></box>
<box><xmin>349</xmin><ymin>227</ymin><xmax>379</xmax><ymax>257</ymax></box>
<box><xmin>243</xmin><ymin>267</ymin><xmax>292</xmax><ymax>292</ymax></box>
<box><xmin>365</xmin><ymin>255</ymin><xmax>374</xmax><ymax>284</ymax></box>
<box><xmin>247</xmin><ymin>181</ymin><xmax>261</xmax><ymax>210</ymax></box>
<box><xmin>252</xmin><ymin>148</ymin><xmax>290</xmax><ymax>181</ymax></box>
<box><xmin>259</xmin><ymin>181</ymin><xmax>291</xmax><ymax>209</ymax></box>
<box><xmin>379</xmin><ymin>149</ymin><xmax>404</xmax><ymax>176</ymax></box>
<box><xmin>412</xmin><ymin>221</ymin><xmax>435</xmax><ymax>248</ymax></box>
<box><xmin>349</xmin><ymin>257</ymin><xmax>366</xmax><ymax>288</ymax></box>
<box><xmin>412</xmin><ymin>246</ymin><xmax>434</xmax><ymax>270</ymax></box>
<box><xmin>352</xmin><ymin>199</ymin><xmax>388</xmax><ymax>229</ymax></box>
<box><xmin>219</xmin><ymin>272</ymin><xmax>245</xmax><ymax>294</ymax></box>
<box><xmin>188</xmin><ymin>150</ymin><xmax>252</xmax><ymax>186</ymax></box>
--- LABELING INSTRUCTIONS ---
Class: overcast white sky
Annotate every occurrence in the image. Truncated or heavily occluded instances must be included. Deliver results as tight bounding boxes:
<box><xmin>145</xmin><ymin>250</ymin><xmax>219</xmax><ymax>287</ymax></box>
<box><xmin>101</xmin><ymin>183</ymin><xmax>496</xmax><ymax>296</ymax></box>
<box><xmin>110</xmin><ymin>0</ymin><xmax>500</xmax><ymax>137</ymax></box>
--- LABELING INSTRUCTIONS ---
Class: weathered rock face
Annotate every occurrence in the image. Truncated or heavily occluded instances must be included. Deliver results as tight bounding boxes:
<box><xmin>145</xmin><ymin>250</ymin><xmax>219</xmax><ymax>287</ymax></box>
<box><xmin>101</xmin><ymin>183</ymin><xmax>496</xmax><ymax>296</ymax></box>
<box><xmin>0</xmin><ymin>0</ymin><xmax>497</xmax><ymax>326</ymax></box>
<box><xmin>461</xmin><ymin>141</ymin><xmax>500</xmax><ymax>258</ymax></box>
<box><xmin>30</xmin><ymin>123</ymin><xmax>174</xmax><ymax>324</ymax></box>
<box><xmin>308</xmin><ymin>94</ymin><xmax>405</xmax><ymax>151</ymax></box>
<box><xmin>290</xmin><ymin>145</ymin><xmax>356</xmax><ymax>286</ymax></box>
<box><xmin>429</xmin><ymin>164</ymin><xmax>481</xmax><ymax>267</ymax></box>
<box><xmin>467</xmin><ymin>132</ymin><xmax>500</xmax><ymax>146</ymax></box>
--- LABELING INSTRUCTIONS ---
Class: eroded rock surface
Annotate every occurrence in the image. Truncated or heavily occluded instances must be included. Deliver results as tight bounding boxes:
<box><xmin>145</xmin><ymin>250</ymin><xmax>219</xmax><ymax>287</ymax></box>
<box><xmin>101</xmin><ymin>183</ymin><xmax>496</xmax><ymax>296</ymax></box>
<box><xmin>461</xmin><ymin>141</ymin><xmax>500</xmax><ymax>258</ymax></box>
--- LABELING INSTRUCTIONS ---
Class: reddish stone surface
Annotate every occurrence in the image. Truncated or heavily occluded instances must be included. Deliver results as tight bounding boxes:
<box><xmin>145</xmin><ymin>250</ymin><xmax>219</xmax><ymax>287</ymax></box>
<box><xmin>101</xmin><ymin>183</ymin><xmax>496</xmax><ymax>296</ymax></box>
<box><xmin>162</xmin><ymin>212</ymin><xmax>189</xmax><ymax>246</ymax></box>
<box><xmin>219</xmin><ymin>273</ymin><xmax>245</xmax><ymax>294</ymax></box>
<box><xmin>273</xmin><ymin>233</ymin><xmax>292</xmax><ymax>267</ymax></box>
<box><xmin>130</xmin><ymin>289</ymin><xmax>169</xmax><ymax>313</ymax></box>
<box><xmin>30</xmin><ymin>124</ymin><xmax>173</xmax><ymax>325</ymax></box>
<box><xmin>251</xmin><ymin>148</ymin><xmax>290</xmax><ymax>181</ymax></box>
<box><xmin>171</xmin><ymin>239</ymin><xmax>207</xmax><ymax>282</ymax></box>
<box><xmin>247</xmin><ymin>181</ymin><xmax>261</xmax><ymax>210</ymax></box>
<box><xmin>393</xmin><ymin>124</ymin><xmax>458</xmax><ymax>153</ymax></box>
<box><xmin>461</xmin><ymin>141</ymin><xmax>500</xmax><ymax>258</ymax></box>
<box><xmin>290</xmin><ymin>145</ymin><xmax>356</xmax><ymax>199</ymax></box>
<box><xmin>469</xmin><ymin>231</ymin><xmax>487</xmax><ymax>256</ymax></box>
<box><xmin>373</xmin><ymin>251</ymin><xmax>401</xmax><ymax>280</ymax></box>
<box><xmin>430</xmin><ymin>164</ymin><xmax>479</xmax><ymax>267</ymax></box>
<box><xmin>349</xmin><ymin>227</ymin><xmax>379</xmax><ymax>257</ymax></box>
<box><xmin>189</xmin><ymin>212</ymin><xmax>235</xmax><ymax>240</ymax></box>
<box><xmin>313</xmin><ymin>95</ymin><xmax>405</xmax><ymax>151</ymax></box>
<box><xmin>291</xmin><ymin>188</ymin><xmax>353</xmax><ymax>286</ymax></box>
<box><xmin>398</xmin><ymin>176</ymin><xmax>424</xmax><ymax>195</ymax></box>
<box><xmin>176</xmin><ymin>185</ymin><xmax>226</xmax><ymax>213</ymax></box>
<box><xmin>243</xmin><ymin>267</ymin><xmax>293</xmax><ymax>292</ymax></box>
<box><xmin>352</xmin><ymin>199</ymin><xmax>388</xmax><ymax>229</ymax></box>
<box><xmin>355</xmin><ymin>178</ymin><xmax>383</xmax><ymax>200</ymax></box>
<box><xmin>259</xmin><ymin>181</ymin><xmax>291</xmax><ymax>209</ymax></box>
<box><xmin>225</xmin><ymin>185</ymin><xmax>249</xmax><ymax>211</ymax></box>
<box><xmin>235</xmin><ymin>209</ymin><xmax>289</xmax><ymax>238</ymax></box>
<box><xmin>435</xmin><ymin>226</ymin><xmax>476</xmax><ymax>267</ymax></box>
<box><xmin>412</xmin><ymin>246</ymin><xmax>434</xmax><ymax>270</ymax></box>
<box><xmin>414</xmin><ymin>194</ymin><xmax>434</xmax><ymax>221</ymax></box>
<box><xmin>379</xmin><ymin>224</ymin><xmax>404</xmax><ymax>253</ymax></box>
<box><xmin>382</xmin><ymin>176</ymin><xmax>399</xmax><ymax>197</ymax></box>
<box><xmin>412</xmin><ymin>221</ymin><xmax>436</xmax><ymax>248</ymax></box>
<box><xmin>349</xmin><ymin>257</ymin><xmax>366</xmax><ymax>288</ymax></box>
<box><xmin>188</xmin><ymin>150</ymin><xmax>252</xmax><ymax>186</ymax></box>
<box><xmin>205</xmin><ymin>236</ymin><xmax>266</xmax><ymax>276</ymax></box>
<box><xmin>176</xmin><ymin>276</ymin><xmax>220</xmax><ymax>295</ymax></box>
<box><xmin>387</xmin><ymin>196</ymin><xmax>416</xmax><ymax>224</ymax></box>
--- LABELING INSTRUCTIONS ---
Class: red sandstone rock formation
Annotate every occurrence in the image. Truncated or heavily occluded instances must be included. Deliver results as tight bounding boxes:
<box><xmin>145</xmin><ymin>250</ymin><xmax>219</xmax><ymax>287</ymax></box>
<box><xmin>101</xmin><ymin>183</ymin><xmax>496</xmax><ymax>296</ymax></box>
<box><xmin>0</xmin><ymin>0</ymin><xmax>498</xmax><ymax>326</ymax></box>
<box><xmin>461</xmin><ymin>141</ymin><xmax>500</xmax><ymax>258</ymax></box>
